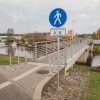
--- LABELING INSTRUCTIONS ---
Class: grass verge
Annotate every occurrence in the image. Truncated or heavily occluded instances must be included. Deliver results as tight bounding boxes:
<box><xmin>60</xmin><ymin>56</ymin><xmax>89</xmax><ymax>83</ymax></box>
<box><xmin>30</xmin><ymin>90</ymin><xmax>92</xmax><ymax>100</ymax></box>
<box><xmin>75</xmin><ymin>64</ymin><xmax>100</xmax><ymax>100</ymax></box>
<box><xmin>0</xmin><ymin>54</ymin><xmax>31</xmax><ymax>65</ymax></box>
<box><xmin>88</xmin><ymin>71</ymin><xmax>100</xmax><ymax>100</ymax></box>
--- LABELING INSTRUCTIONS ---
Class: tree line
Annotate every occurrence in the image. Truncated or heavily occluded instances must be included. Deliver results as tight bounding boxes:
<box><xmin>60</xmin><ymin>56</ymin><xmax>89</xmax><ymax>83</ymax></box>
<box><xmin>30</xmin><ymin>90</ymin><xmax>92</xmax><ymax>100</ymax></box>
<box><xmin>92</xmin><ymin>28</ymin><xmax>100</xmax><ymax>39</ymax></box>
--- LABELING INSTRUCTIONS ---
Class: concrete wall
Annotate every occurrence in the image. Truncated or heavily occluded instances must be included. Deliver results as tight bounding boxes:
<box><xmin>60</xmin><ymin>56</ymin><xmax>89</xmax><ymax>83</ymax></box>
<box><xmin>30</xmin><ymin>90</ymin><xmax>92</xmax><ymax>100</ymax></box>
<box><xmin>76</xmin><ymin>44</ymin><xmax>94</xmax><ymax>65</ymax></box>
<box><xmin>75</xmin><ymin>50</ymin><xmax>89</xmax><ymax>64</ymax></box>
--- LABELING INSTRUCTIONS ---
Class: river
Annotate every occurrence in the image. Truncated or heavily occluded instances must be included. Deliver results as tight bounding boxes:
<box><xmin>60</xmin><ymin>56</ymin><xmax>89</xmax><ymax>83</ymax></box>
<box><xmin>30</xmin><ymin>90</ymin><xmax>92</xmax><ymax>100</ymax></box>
<box><xmin>0</xmin><ymin>46</ymin><xmax>33</xmax><ymax>58</ymax></box>
<box><xmin>91</xmin><ymin>55</ymin><xmax>100</xmax><ymax>67</ymax></box>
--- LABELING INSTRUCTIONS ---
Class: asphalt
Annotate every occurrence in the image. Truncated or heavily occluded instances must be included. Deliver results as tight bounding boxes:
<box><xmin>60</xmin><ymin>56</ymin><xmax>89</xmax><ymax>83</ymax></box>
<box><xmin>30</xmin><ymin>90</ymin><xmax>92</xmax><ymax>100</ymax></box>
<box><xmin>0</xmin><ymin>63</ymin><xmax>38</xmax><ymax>79</ymax></box>
<box><xmin>0</xmin><ymin>84</ymin><xmax>32</xmax><ymax>100</ymax></box>
<box><xmin>0</xmin><ymin>63</ymin><xmax>49</xmax><ymax>100</ymax></box>
<box><xmin>0</xmin><ymin>73</ymin><xmax>9</xmax><ymax>84</ymax></box>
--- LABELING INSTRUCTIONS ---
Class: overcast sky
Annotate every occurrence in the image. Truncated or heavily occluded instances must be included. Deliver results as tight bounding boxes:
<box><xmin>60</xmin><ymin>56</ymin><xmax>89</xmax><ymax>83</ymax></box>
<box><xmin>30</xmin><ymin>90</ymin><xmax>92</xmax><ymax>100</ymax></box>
<box><xmin>0</xmin><ymin>0</ymin><xmax>100</xmax><ymax>34</ymax></box>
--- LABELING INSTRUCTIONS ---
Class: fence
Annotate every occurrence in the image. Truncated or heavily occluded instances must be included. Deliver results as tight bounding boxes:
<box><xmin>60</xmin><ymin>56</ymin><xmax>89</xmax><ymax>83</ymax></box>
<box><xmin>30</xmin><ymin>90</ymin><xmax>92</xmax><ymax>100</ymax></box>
<box><xmin>0</xmin><ymin>46</ymin><xmax>32</xmax><ymax>65</ymax></box>
<box><xmin>48</xmin><ymin>40</ymin><xmax>88</xmax><ymax>75</ymax></box>
<box><xmin>32</xmin><ymin>39</ymin><xmax>74</xmax><ymax>61</ymax></box>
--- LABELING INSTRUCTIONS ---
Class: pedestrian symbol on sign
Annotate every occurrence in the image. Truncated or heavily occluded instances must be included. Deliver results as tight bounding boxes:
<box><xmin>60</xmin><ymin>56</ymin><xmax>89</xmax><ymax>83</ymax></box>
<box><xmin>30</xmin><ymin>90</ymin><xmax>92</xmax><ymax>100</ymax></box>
<box><xmin>54</xmin><ymin>11</ymin><xmax>62</xmax><ymax>25</ymax></box>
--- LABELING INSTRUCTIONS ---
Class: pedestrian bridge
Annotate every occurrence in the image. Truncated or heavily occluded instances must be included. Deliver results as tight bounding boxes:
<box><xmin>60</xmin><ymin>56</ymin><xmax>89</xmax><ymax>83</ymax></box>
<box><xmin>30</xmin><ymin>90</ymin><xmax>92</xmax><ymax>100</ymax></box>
<box><xmin>0</xmin><ymin>39</ymin><xmax>91</xmax><ymax>100</ymax></box>
<box><xmin>33</xmin><ymin>39</ymin><xmax>90</xmax><ymax>100</ymax></box>
<box><xmin>93</xmin><ymin>40</ymin><xmax>100</xmax><ymax>45</ymax></box>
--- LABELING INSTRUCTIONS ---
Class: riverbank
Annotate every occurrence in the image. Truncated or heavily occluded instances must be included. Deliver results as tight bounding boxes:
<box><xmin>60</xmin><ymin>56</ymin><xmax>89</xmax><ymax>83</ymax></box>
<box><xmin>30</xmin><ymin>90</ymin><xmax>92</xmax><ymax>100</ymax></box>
<box><xmin>0</xmin><ymin>54</ymin><xmax>31</xmax><ymax>65</ymax></box>
<box><xmin>43</xmin><ymin>65</ymin><xmax>100</xmax><ymax>100</ymax></box>
<box><xmin>93</xmin><ymin>45</ymin><xmax>100</xmax><ymax>55</ymax></box>
<box><xmin>87</xmin><ymin>70</ymin><xmax>100</xmax><ymax>100</ymax></box>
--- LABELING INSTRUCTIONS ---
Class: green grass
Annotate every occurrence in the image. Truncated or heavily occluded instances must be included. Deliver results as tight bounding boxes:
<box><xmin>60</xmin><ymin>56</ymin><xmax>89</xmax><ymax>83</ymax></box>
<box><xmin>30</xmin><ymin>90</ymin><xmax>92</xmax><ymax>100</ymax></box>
<box><xmin>94</xmin><ymin>45</ymin><xmax>100</xmax><ymax>54</ymax></box>
<box><xmin>88</xmin><ymin>72</ymin><xmax>100</xmax><ymax>100</ymax></box>
<box><xmin>0</xmin><ymin>54</ymin><xmax>31</xmax><ymax>65</ymax></box>
<box><xmin>74</xmin><ymin>64</ymin><xmax>91</xmax><ymax>71</ymax></box>
<box><xmin>75</xmin><ymin>64</ymin><xmax>100</xmax><ymax>100</ymax></box>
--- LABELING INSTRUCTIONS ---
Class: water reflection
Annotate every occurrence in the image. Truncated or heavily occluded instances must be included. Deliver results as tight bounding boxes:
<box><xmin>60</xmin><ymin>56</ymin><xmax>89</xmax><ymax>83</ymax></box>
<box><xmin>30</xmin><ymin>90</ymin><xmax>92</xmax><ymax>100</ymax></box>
<box><xmin>0</xmin><ymin>46</ymin><xmax>32</xmax><ymax>58</ymax></box>
<box><xmin>8</xmin><ymin>46</ymin><xmax>16</xmax><ymax>56</ymax></box>
<box><xmin>91</xmin><ymin>55</ymin><xmax>100</xmax><ymax>67</ymax></box>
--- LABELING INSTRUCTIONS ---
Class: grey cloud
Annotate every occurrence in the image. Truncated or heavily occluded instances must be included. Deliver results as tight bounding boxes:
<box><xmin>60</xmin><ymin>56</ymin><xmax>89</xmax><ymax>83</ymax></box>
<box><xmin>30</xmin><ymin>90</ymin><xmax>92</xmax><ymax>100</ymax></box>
<box><xmin>0</xmin><ymin>0</ymin><xmax>100</xmax><ymax>34</ymax></box>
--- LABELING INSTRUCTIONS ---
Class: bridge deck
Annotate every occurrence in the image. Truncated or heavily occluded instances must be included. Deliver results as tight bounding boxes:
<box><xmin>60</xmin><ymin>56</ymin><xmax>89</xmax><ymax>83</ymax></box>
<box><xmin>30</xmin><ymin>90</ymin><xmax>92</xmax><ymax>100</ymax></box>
<box><xmin>0</xmin><ymin>40</ymin><xmax>89</xmax><ymax>100</ymax></box>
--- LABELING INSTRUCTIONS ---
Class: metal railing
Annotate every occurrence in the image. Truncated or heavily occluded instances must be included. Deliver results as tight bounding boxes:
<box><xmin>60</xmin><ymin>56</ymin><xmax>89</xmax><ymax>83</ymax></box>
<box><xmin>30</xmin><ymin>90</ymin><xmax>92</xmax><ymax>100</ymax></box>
<box><xmin>32</xmin><ymin>40</ymin><xmax>68</xmax><ymax>61</ymax></box>
<box><xmin>0</xmin><ymin>46</ymin><xmax>32</xmax><ymax>65</ymax></box>
<box><xmin>48</xmin><ymin>39</ymin><xmax>88</xmax><ymax>75</ymax></box>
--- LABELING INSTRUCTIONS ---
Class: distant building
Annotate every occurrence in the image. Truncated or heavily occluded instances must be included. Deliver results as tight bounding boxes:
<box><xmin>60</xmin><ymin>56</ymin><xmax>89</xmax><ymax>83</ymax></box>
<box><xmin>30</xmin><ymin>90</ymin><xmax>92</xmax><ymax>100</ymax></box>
<box><xmin>0</xmin><ymin>33</ymin><xmax>22</xmax><ymax>42</ymax></box>
<box><xmin>0</xmin><ymin>33</ymin><xmax>7</xmax><ymax>42</ymax></box>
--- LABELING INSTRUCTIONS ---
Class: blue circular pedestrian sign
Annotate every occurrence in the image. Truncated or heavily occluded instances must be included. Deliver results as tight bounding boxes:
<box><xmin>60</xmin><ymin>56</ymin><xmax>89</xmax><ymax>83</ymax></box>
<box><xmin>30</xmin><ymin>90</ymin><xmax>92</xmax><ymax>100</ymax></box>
<box><xmin>49</xmin><ymin>8</ymin><xmax>67</xmax><ymax>28</ymax></box>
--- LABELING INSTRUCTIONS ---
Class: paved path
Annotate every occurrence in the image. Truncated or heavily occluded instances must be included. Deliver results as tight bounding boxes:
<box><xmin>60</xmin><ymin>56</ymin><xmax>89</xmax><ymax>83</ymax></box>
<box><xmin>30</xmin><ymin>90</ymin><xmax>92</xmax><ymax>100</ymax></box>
<box><xmin>0</xmin><ymin>40</ymin><xmax>88</xmax><ymax>100</ymax></box>
<box><xmin>0</xmin><ymin>63</ymin><xmax>49</xmax><ymax>100</ymax></box>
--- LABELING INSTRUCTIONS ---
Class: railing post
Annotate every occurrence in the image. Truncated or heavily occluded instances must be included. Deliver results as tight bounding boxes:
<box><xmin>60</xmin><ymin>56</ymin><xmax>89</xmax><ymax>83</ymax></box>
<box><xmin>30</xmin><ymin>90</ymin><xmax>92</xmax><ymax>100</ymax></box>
<box><xmin>9</xmin><ymin>53</ymin><xmax>12</xmax><ymax>65</ymax></box>
<box><xmin>46</xmin><ymin>42</ymin><xmax>48</xmax><ymax>56</ymax></box>
<box><xmin>48</xmin><ymin>59</ymin><xmax>52</xmax><ymax>76</ymax></box>
<box><xmin>71</xmin><ymin>43</ymin><xmax>73</xmax><ymax>58</ymax></box>
<box><xmin>76</xmin><ymin>42</ymin><xmax>78</xmax><ymax>53</ymax></box>
<box><xmin>53</xmin><ymin>57</ymin><xmax>56</xmax><ymax>73</ymax></box>
<box><xmin>9</xmin><ymin>45</ymin><xmax>12</xmax><ymax>65</ymax></box>
<box><xmin>25</xmin><ymin>48</ymin><xmax>27</xmax><ymax>63</ymax></box>
<box><xmin>64</xmin><ymin>48</ymin><xmax>66</xmax><ymax>64</ymax></box>
<box><xmin>64</xmin><ymin>65</ymin><xmax>66</xmax><ymax>77</ymax></box>
<box><xmin>57</xmin><ymin>35</ymin><xmax>60</xmax><ymax>90</ymax></box>
<box><xmin>18</xmin><ymin>51</ymin><xmax>20</xmax><ymax>64</ymax></box>
<box><xmin>64</xmin><ymin>45</ymin><xmax>67</xmax><ymax>77</ymax></box>
<box><xmin>35</xmin><ymin>43</ymin><xmax>38</xmax><ymax>61</ymax></box>
<box><xmin>80</xmin><ymin>40</ymin><xmax>81</xmax><ymax>51</ymax></box>
<box><xmin>75</xmin><ymin>43</ymin><xmax>77</xmax><ymax>54</ymax></box>
<box><xmin>66</xmin><ymin>46</ymin><xmax>68</xmax><ymax>63</ymax></box>
<box><xmin>73</xmin><ymin>43</ymin><xmax>75</xmax><ymax>56</ymax></box>
<box><xmin>63</xmin><ymin>50</ymin><xmax>65</xmax><ymax>65</ymax></box>
<box><xmin>81</xmin><ymin>41</ymin><xmax>82</xmax><ymax>50</ymax></box>
<box><xmin>31</xmin><ymin>51</ymin><xmax>33</xmax><ymax>61</ymax></box>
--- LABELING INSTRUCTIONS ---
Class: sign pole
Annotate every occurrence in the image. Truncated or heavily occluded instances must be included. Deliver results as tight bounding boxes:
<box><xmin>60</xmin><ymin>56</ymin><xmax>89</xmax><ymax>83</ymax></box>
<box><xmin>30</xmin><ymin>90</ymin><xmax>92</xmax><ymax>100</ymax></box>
<box><xmin>49</xmin><ymin>8</ymin><xmax>67</xmax><ymax>91</ymax></box>
<box><xmin>57</xmin><ymin>34</ymin><xmax>60</xmax><ymax>89</ymax></box>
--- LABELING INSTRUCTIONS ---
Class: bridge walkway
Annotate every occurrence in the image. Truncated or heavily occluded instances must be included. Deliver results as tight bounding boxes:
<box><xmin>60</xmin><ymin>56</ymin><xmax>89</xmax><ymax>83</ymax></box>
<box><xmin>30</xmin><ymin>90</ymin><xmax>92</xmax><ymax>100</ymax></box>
<box><xmin>0</xmin><ymin>40</ymin><xmax>89</xmax><ymax>100</ymax></box>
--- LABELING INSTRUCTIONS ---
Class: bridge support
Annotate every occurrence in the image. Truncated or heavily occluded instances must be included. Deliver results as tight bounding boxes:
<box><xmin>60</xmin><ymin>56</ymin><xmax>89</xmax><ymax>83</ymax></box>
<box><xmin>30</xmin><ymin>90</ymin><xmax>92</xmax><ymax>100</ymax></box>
<box><xmin>76</xmin><ymin>43</ymin><xmax>94</xmax><ymax>65</ymax></box>
<box><xmin>75</xmin><ymin>50</ymin><xmax>89</xmax><ymax>65</ymax></box>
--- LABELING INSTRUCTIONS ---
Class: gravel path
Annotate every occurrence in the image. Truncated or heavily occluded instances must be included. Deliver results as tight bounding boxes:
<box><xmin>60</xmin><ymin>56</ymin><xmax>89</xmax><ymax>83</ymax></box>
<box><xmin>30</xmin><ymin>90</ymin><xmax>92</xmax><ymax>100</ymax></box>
<box><xmin>43</xmin><ymin>66</ymin><xmax>89</xmax><ymax>100</ymax></box>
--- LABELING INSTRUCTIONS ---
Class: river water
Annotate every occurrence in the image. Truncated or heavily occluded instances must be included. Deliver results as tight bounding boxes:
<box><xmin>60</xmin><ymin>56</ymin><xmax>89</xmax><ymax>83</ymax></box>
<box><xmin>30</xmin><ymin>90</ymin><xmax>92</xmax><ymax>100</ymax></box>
<box><xmin>91</xmin><ymin>55</ymin><xmax>100</xmax><ymax>67</ymax></box>
<box><xmin>0</xmin><ymin>46</ymin><xmax>32</xmax><ymax>58</ymax></box>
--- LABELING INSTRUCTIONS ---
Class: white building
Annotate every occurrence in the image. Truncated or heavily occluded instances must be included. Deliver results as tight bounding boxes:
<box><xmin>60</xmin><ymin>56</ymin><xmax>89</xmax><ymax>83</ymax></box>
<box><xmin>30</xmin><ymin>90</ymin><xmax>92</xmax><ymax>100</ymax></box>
<box><xmin>0</xmin><ymin>34</ymin><xmax>22</xmax><ymax>42</ymax></box>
